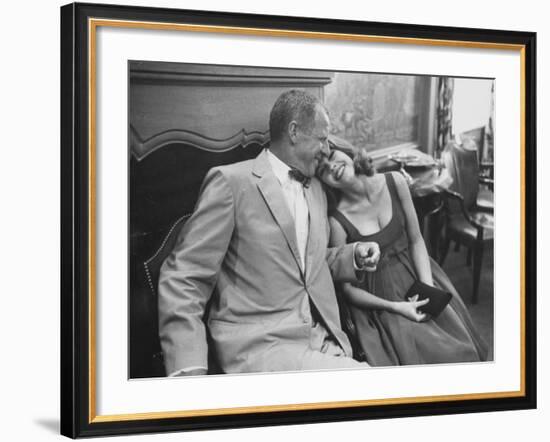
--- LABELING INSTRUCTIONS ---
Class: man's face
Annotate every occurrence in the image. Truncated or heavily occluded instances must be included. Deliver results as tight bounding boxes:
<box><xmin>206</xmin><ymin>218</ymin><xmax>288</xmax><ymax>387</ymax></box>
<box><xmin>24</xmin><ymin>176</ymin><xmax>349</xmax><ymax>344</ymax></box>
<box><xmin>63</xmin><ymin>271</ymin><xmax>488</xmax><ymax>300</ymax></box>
<box><xmin>293</xmin><ymin>107</ymin><xmax>330</xmax><ymax>177</ymax></box>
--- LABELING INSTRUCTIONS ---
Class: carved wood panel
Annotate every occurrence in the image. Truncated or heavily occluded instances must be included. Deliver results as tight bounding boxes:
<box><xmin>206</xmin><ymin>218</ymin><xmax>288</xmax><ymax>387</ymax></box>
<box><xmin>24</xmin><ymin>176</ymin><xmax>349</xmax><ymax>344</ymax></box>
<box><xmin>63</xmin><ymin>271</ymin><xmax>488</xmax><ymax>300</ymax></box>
<box><xmin>129</xmin><ymin>61</ymin><xmax>333</xmax><ymax>160</ymax></box>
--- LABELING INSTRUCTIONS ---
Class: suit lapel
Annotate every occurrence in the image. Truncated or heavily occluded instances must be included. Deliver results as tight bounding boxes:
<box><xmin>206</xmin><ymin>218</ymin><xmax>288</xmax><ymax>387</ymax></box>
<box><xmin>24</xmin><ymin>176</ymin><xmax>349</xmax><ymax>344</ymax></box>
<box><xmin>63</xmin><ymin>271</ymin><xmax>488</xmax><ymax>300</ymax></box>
<box><xmin>253</xmin><ymin>150</ymin><xmax>303</xmax><ymax>274</ymax></box>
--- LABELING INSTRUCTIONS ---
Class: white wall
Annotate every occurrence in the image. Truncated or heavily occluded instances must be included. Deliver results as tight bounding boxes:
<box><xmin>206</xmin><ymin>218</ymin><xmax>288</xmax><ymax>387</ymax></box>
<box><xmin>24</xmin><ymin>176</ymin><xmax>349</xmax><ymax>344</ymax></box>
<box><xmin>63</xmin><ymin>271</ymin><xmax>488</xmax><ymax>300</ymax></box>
<box><xmin>453</xmin><ymin>78</ymin><xmax>494</xmax><ymax>135</ymax></box>
<box><xmin>0</xmin><ymin>1</ymin><xmax>545</xmax><ymax>441</ymax></box>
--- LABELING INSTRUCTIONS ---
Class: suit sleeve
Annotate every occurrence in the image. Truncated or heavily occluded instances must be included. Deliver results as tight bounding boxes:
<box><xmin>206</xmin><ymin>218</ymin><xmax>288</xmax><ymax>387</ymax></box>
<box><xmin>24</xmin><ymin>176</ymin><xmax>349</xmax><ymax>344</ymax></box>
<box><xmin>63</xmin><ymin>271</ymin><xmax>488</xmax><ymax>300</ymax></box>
<box><xmin>158</xmin><ymin>169</ymin><xmax>235</xmax><ymax>374</ymax></box>
<box><xmin>326</xmin><ymin>244</ymin><xmax>361</xmax><ymax>283</ymax></box>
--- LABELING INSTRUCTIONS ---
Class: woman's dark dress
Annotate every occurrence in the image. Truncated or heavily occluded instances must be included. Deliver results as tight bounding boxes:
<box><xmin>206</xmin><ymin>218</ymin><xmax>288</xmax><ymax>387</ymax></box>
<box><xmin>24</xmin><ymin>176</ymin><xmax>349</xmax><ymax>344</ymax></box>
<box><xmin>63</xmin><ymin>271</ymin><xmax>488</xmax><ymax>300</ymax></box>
<box><xmin>331</xmin><ymin>173</ymin><xmax>488</xmax><ymax>365</ymax></box>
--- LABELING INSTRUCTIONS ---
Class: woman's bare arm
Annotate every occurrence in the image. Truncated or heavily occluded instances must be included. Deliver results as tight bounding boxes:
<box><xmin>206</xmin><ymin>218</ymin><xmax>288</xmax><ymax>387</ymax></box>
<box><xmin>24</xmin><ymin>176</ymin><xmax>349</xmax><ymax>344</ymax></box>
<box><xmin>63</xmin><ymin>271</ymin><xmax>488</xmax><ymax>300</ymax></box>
<box><xmin>392</xmin><ymin>171</ymin><xmax>433</xmax><ymax>286</ymax></box>
<box><xmin>329</xmin><ymin>216</ymin><xmax>427</xmax><ymax>321</ymax></box>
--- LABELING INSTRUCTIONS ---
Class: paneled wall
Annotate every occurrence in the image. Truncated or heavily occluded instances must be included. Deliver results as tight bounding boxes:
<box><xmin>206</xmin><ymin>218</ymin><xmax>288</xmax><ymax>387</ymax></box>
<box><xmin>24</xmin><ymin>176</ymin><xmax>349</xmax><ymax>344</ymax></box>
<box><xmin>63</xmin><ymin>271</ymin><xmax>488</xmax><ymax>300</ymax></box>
<box><xmin>129</xmin><ymin>61</ymin><xmax>333</xmax><ymax>161</ymax></box>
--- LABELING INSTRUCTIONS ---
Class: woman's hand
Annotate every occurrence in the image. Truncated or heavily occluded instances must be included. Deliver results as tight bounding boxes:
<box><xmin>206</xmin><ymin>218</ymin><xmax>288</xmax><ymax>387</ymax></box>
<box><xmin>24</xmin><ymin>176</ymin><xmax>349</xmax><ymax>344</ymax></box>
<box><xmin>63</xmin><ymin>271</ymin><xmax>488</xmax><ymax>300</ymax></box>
<box><xmin>393</xmin><ymin>295</ymin><xmax>430</xmax><ymax>322</ymax></box>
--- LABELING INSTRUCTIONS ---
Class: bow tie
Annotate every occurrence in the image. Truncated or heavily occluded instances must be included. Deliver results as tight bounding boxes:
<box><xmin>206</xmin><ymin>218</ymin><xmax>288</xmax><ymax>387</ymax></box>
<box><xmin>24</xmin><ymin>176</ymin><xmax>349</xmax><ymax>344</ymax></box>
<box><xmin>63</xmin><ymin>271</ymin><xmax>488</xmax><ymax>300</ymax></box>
<box><xmin>288</xmin><ymin>168</ymin><xmax>311</xmax><ymax>188</ymax></box>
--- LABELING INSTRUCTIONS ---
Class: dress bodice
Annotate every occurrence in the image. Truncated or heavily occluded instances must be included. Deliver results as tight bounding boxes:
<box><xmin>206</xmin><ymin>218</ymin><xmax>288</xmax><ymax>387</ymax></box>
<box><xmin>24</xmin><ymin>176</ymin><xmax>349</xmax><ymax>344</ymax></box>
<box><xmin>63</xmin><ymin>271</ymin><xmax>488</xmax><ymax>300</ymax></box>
<box><xmin>330</xmin><ymin>173</ymin><xmax>409</xmax><ymax>263</ymax></box>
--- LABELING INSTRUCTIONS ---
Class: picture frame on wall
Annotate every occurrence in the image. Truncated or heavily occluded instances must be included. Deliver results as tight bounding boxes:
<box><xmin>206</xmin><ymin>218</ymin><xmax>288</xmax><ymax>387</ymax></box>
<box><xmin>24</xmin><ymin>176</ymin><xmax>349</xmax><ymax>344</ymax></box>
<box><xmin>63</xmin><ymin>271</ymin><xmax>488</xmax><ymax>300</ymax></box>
<box><xmin>60</xmin><ymin>2</ymin><xmax>536</xmax><ymax>438</ymax></box>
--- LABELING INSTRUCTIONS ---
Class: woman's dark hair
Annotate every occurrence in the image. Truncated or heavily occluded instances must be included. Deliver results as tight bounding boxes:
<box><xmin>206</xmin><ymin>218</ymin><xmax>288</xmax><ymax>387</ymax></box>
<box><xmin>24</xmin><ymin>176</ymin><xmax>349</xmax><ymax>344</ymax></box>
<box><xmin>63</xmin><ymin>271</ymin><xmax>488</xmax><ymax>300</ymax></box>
<box><xmin>323</xmin><ymin>184</ymin><xmax>340</xmax><ymax>213</ymax></box>
<box><xmin>352</xmin><ymin>147</ymin><xmax>376</xmax><ymax>177</ymax></box>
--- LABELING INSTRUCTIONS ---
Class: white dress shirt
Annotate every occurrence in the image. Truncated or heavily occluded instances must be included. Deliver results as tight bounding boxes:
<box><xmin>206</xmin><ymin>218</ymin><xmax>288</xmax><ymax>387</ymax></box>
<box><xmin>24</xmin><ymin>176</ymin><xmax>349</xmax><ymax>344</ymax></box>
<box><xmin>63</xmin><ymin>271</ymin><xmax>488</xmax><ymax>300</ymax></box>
<box><xmin>266</xmin><ymin>149</ymin><xmax>309</xmax><ymax>271</ymax></box>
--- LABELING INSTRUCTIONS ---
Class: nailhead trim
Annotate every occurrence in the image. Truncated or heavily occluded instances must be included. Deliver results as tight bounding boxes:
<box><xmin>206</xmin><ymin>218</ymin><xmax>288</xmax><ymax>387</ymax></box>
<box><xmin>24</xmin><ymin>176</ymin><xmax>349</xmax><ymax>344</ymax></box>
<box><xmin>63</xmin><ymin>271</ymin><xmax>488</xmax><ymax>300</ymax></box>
<box><xmin>143</xmin><ymin>214</ymin><xmax>192</xmax><ymax>297</ymax></box>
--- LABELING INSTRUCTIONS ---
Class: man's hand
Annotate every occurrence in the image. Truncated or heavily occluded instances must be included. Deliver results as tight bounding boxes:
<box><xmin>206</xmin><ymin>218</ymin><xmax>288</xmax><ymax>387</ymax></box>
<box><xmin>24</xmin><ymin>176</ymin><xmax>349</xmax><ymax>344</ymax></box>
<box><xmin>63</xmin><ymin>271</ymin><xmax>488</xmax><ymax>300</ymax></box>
<box><xmin>354</xmin><ymin>242</ymin><xmax>381</xmax><ymax>271</ymax></box>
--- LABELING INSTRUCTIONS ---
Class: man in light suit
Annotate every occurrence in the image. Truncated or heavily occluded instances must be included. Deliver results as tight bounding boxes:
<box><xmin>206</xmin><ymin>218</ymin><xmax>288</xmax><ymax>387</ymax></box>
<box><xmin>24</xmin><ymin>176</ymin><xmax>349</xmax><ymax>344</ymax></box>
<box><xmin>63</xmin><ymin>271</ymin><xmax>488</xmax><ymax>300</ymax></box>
<box><xmin>158</xmin><ymin>90</ymin><xmax>380</xmax><ymax>376</ymax></box>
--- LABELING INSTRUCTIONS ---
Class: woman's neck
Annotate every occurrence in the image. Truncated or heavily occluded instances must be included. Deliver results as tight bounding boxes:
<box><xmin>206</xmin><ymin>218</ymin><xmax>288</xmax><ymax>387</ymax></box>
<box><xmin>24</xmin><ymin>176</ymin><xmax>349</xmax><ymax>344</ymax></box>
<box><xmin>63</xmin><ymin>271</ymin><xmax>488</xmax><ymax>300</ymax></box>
<box><xmin>340</xmin><ymin>173</ymin><xmax>382</xmax><ymax>205</ymax></box>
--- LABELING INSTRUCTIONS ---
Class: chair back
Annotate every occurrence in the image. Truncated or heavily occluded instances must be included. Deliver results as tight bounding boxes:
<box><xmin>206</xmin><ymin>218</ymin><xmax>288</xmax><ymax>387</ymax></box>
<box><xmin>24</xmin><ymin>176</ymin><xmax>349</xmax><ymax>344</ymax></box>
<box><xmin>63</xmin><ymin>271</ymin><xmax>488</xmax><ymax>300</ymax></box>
<box><xmin>144</xmin><ymin>215</ymin><xmax>191</xmax><ymax>299</ymax></box>
<box><xmin>130</xmin><ymin>141</ymin><xmax>264</xmax><ymax>378</ymax></box>
<box><xmin>441</xmin><ymin>139</ymin><xmax>480</xmax><ymax>210</ymax></box>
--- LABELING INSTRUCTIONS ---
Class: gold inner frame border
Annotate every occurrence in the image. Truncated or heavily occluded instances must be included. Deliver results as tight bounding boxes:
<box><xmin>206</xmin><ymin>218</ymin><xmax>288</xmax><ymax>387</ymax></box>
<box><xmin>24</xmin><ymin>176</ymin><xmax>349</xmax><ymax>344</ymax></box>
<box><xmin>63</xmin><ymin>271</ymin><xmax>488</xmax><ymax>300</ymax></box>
<box><xmin>87</xmin><ymin>17</ymin><xmax>527</xmax><ymax>424</ymax></box>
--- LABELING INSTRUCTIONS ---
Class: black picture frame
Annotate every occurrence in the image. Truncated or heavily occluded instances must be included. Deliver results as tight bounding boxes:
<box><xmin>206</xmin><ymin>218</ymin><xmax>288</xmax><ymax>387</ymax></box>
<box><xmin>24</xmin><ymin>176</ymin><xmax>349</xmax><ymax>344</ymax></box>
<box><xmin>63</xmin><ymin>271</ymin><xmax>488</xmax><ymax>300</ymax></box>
<box><xmin>60</xmin><ymin>2</ymin><xmax>537</xmax><ymax>438</ymax></box>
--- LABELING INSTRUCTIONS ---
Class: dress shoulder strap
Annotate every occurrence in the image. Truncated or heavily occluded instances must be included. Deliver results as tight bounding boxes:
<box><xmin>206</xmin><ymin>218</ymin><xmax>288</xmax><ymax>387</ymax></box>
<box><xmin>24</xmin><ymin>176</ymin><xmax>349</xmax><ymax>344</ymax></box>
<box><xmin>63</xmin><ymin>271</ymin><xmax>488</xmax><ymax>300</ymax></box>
<box><xmin>385</xmin><ymin>172</ymin><xmax>401</xmax><ymax>208</ymax></box>
<box><xmin>384</xmin><ymin>171</ymin><xmax>407</xmax><ymax>222</ymax></box>
<box><xmin>384</xmin><ymin>172</ymin><xmax>398</xmax><ymax>197</ymax></box>
<box><xmin>329</xmin><ymin>210</ymin><xmax>360</xmax><ymax>241</ymax></box>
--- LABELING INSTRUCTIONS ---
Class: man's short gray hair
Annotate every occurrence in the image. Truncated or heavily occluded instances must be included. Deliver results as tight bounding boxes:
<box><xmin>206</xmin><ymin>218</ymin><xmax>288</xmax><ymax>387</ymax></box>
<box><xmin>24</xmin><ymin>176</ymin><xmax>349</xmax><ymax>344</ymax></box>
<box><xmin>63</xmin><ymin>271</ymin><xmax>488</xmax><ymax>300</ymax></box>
<box><xmin>269</xmin><ymin>90</ymin><xmax>322</xmax><ymax>143</ymax></box>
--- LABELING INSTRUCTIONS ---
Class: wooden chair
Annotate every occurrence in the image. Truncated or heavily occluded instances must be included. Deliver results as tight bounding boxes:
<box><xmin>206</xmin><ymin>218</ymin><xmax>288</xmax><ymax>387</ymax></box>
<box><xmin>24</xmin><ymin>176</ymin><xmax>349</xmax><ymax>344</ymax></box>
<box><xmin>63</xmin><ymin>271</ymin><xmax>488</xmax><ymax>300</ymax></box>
<box><xmin>141</xmin><ymin>214</ymin><xmax>224</xmax><ymax>376</ymax></box>
<box><xmin>438</xmin><ymin>140</ymin><xmax>494</xmax><ymax>304</ymax></box>
<box><xmin>129</xmin><ymin>140</ymin><xmax>264</xmax><ymax>378</ymax></box>
<box><xmin>141</xmin><ymin>214</ymin><xmax>190</xmax><ymax>376</ymax></box>
<box><xmin>458</xmin><ymin>128</ymin><xmax>494</xmax><ymax>208</ymax></box>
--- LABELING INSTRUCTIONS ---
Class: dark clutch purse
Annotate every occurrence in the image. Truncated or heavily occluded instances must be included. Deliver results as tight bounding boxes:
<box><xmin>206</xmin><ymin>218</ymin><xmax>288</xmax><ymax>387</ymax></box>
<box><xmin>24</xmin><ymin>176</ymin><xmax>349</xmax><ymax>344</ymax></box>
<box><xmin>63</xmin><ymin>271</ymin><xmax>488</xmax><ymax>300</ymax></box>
<box><xmin>405</xmin><ymin>280</ymin><xmax>452</xmax><ymax>318</ymax></box>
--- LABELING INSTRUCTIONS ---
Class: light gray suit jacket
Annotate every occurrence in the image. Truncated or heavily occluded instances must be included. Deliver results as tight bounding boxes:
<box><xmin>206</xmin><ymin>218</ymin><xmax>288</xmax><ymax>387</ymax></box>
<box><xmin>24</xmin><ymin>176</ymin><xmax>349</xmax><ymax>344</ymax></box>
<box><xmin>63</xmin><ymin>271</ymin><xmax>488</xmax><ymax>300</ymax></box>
<box><xmin>158</xmin><ymin>149</ymin><xmax>360</xmax><ymax>374</ymax></box>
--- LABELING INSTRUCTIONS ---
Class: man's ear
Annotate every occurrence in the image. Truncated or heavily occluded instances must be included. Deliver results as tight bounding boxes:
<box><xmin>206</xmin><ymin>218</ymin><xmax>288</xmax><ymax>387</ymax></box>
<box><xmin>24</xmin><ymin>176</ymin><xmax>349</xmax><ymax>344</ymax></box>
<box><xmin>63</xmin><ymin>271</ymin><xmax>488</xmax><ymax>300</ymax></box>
<box><xmin>288</xmin><ymin>120</ymin><xmax>299</xmax><ymax>144</ymax></box>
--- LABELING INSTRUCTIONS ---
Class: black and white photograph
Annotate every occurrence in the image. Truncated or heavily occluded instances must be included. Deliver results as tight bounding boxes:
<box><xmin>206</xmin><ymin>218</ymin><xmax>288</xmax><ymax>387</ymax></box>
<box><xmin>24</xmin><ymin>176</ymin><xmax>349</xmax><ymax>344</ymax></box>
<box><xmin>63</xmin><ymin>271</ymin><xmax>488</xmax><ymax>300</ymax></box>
<box><xmin>54</xmin><ymin>1</ymin><xmax>536</xmax><ymax>438</ymax></box>
<box><xmin>129</xmin><ymin>61</ymin><xmax>495</xmax><ymax>379</ymax></box>
<box><xmin>1</xmin><ymin>0</ymin><xmax>543</xmax><ymax>439</ymax></box>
